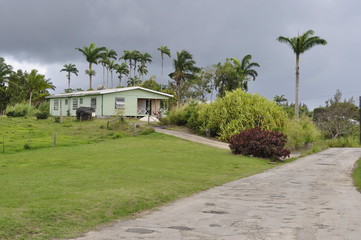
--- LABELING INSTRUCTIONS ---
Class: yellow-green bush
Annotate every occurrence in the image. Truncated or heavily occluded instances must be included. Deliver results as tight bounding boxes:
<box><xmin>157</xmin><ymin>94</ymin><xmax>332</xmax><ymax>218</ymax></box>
<box><xmin>199</xmin><ymin>89</ymin><xmax>287</xmax><ymax>141</ymax></box>
<box><xmin>282</xmin><ymin>117</ymin><xmax>322</xmax><ymax>150</ymax></box>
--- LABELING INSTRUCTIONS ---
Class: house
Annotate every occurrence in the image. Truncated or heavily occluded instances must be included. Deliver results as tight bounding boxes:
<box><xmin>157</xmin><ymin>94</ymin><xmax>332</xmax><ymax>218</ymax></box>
<box><xmin>46</xmin><ymin>86</ymin><xmax>173</xmax><ymax>117</ymax></box>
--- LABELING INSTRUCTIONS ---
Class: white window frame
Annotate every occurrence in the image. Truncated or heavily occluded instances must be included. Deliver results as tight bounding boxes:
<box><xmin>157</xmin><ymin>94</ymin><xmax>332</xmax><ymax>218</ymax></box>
<box><xmin>91</xmin><ymin>97</ymin><xmax>97</xmax><ymax>109</ymax></box>
<box><xmin>115</xmin><ymin>97</ymin><xmax>125</xmax><ymax>109</ymax></box>
<box><xmin>54</xmin><ymin>100</ymin><xmax>59</xmax><ymax>110</ymax></box>
<box><xmin>72</xmin><ymin>99</ymin><xmax>78</xmax><ymax>110</ymax></box>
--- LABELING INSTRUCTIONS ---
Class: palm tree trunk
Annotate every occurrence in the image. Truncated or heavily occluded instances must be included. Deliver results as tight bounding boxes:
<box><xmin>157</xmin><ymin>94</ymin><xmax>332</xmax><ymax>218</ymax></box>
<box><xmin>67</xmin><ymin>73</ymin><xmax>71</xmax><ymax>89</ymax></box>
<box><xmin>161</xmin><ymin>55</ymin><xmax>164</xmax><ymax>90</ymax></box>
<box><xmin>102</xmin><ymin>66</ymin><xmax>105</xmax><ymax>88</ymax></box>
<box><xmin>295</xmin><ymin>54</ymin><xmax>300</xmax><ymax>119</ymax></box>
<box><xmin>29</xmin><ymin>91</ymin><xmax>32</xmax><ymax>108</ymax></box>
<box><xmin>89</xmin><ymin>63</ymin><xmax>93</xmax><ymax>89</ymax></box>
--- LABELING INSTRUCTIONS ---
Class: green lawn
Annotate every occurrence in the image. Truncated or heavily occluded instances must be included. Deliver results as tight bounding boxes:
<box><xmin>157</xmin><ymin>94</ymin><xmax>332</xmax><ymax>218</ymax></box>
<box><xmin>353</xmin><ymin>158</ymin><xmax>361</xmax><ymax>192</ymax></box>
<box><xmin>0</xmin><ymin>131</ymin><xmax>282</xmax><ymax>240</ymax></box>
<box><xmin>0</xmin><ymin>116</ymin><xmax>147</xmax><ymax>154</ymax></box>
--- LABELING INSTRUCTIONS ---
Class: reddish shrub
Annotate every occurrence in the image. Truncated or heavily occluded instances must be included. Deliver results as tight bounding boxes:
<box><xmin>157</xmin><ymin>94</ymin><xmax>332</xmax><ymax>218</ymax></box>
<box><xmin>229</xmin><ymin>127</ymin><xmax>290</xmax><ymax>160</ymax></box>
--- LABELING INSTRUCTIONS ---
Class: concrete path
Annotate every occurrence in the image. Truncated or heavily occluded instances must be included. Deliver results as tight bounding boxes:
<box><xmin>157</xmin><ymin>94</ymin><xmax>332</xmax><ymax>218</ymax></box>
<box><xmin>154</xmin><ymin>127</ymin><xmax>229</xmax><ymax>150</ymax></box>
<box><xmin>71</xmin><ymin>148</ymin><xmax>361</xmax><ymax>240</ymax></box>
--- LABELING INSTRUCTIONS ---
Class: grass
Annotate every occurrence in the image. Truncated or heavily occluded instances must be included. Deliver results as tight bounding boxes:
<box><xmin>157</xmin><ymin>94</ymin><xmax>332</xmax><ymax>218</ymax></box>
<box><xmin>0</xmin><ymin>130</ymin><xmax>283</xmax><ymax>240</ymax></box>
<box><xmin>353</xmin><ymin>158</ymin><xmax>361</xmax><ymax>192</ymax></box>
<box><xmin>0</xmin><ymin>116</ymin><xmax>153</xmax><ymax>153</ymax></box>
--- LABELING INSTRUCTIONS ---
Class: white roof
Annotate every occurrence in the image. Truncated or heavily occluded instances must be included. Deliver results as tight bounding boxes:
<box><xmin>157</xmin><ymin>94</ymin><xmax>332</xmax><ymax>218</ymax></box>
<box><xmin>46</xmin><ymin>86</ymin><xmax>173</xmax><ymax>98</ymax></box>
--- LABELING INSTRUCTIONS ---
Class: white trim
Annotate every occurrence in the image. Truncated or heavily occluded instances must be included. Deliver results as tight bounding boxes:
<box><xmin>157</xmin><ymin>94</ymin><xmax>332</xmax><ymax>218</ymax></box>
<box><xmin>46</xmin><ymin>86</ymin><xmax>173</xmax><ymax>99</ymax></box>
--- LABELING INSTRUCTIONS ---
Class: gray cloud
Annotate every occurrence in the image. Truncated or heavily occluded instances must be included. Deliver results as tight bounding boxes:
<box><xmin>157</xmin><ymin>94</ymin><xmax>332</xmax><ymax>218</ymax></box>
<box><xmin>1</xmin><ymin>0</ymin><xmax>360</xmax><ymax>109</ymax></box>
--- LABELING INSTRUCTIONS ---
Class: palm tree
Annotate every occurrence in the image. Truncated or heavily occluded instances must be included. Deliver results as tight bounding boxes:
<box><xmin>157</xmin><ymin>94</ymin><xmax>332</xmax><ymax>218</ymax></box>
<box><xmin>76</xmin><ymin>43</ymin><xmax>106</xmax><ymax>89</ymax></box>
<box><xmin>107</xmin><ymin>60</ymin><xmax>116</xmax><ymax>88</ymax></box>
<box><xmin>25</xmin><ymin>69</ymin><xmax>55</xmax><ymax>107</ymax></box>
<box><xmin>157</xmin><ymin>46</ymin><xmax>171</xmax><ymax>88</ymax></box>
<box><xmin>138</xmin><ymin>52</ymin><xmax>152</xmax><ymax>81</ymax></box>
<box><xmin>169</xmin><ymin>50</ymin><xmax>200</xmax><ymax>106</ymax></box>
<box><xmin>230</xmin><ymin>54</ymin><xmax>260</xmax><ymax>91</ymax></box>
<box><xmin>60</xmin><ymin>63</ymin><xmax>78</xmax><ymax>89</ymax></box>
<box><xmin>130</xmin><ymin>50</ymin><xmax>141</xmax><ymax>79</ymax></box>
<box><xmin>120</xmin><ymin>50</ymin><xmax>132</xmax><ymax>79</ymax></box>
<box><xmin>115</xmin><ymin>62</ymin><xmax>129</xmax><ymax>87</ymax></box>
<box><xmin>277</xmin><ymin>30</ymin><xmax>327</xmax><ymax>118</ymax></box>
<box><xmin>274</xmin><ymin>95</ymin><xmax>288</xmax><ymax>105</ymax></box>
<box><xmin>100</xmin><ymin>49</ymin><xmax>117</xmax><ymax>88</ymax></box>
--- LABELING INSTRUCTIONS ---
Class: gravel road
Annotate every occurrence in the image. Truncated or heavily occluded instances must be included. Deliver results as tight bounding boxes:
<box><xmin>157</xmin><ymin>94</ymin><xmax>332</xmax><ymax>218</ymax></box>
<box><xmin>71</xmin><ymin>148</ymin><xmax>361</xmax><ymax>240</ymax></box>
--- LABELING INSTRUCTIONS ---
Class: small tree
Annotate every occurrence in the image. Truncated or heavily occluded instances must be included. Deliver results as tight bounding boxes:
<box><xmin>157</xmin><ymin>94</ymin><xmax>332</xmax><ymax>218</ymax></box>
<box><xmin>313</xmin><ymin>90</ymin><xmax>359</xmax><ymax>139</ymax></box>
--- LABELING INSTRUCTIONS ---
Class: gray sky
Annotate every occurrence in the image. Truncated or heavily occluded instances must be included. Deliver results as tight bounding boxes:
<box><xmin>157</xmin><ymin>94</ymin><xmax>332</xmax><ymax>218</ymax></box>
<box><xmin>1</xmin><ymin>0</ymin><xmax>360</xmax><ymax>109</ymax></box>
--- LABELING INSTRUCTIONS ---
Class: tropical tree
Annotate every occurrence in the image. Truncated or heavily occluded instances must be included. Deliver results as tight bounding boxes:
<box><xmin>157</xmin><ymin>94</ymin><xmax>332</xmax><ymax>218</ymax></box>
<box><xmin>24</xmin><ymin>69</ymin><xmax>55</xmax><ymax>107</ymax></box>
<box><xmin>214</xmin><ymin>60</ymin><xmax>241</xmax><ymax>97</ymax></box>
<box><xmin>274</xmin><ymin>95</ymin><xmax>288</xmax><ymax>105</ymax></box>
<box><xmin>120</xmin><ymin>50</ymin><xmax>133</xmax><ymax>79</ymax></box>
<box><xmin>0</xmin><ymin>57</ymin><xmax>13</xmax><ymax>112</ymax></box>
<box><xmin>157</xmin><ymin>46</ymin><xmax>171</xmax><ymax>88</ymax></box>
<box><xmin>230</xmin><ymin>54</ymin><xmax>260</xmax><ymax>91</ymax></box>
<box><xmin>138</xmin><ymin>52</ymin><xmax>152</xmax><ymax>81</ymax></box>
<box><xmin>76</xmin><ymin>43</ymin><xmax>106</xmax><ymax>89</ymax></box>
<box><xmin>100</xmin><ymin>49</ymin><xmax>117</xmax><ymax>87</ymax></box>
<box><xmin>115</xmin><ymin>62</ymin><xmax>129</xmax><ymax>87</ymax></box>
<box><xmin>277</xmin><ymin>30</ymin><xmax>327</xmax><ymax>118</ymax></box>
<box><xmin>107</xmin><ymin>60</ymin><xmax>116</xmax><ymax>88</ymax></box>
<box><xmin>169</xmin><ymin>50</ymin><xmax>200</xmax><ymax>106</ymax></box>
<box><xmin>130</xmin><ymin>50</ymin><xmax>141</xmax><ymax>79</ymax></box>
<box><xmin>60</xmin><ymin>63</ymin><xmax>78</xmax><ymax>89</ymax></box>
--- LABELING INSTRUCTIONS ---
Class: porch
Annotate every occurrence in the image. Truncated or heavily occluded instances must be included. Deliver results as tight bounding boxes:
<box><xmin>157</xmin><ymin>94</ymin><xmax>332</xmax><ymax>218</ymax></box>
<box><xmin>137</xmin><ymin>98</ymin><xmax>168</xmax><ymax>117</ymax></box>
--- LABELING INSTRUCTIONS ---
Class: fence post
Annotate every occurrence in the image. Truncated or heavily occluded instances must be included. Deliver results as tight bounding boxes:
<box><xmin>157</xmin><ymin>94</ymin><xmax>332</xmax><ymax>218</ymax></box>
<box><xmin>53</xmin><ymin>132</ymin><xmax>57</xmax><ymax>146</ymax></box>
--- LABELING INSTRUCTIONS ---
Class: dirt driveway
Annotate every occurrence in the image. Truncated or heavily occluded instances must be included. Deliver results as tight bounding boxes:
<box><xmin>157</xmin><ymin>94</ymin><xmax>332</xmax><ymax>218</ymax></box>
<box><xmin>71</xmin><ymin>148</ymin><xmax>361</xmax><ymax>240</ymax></box>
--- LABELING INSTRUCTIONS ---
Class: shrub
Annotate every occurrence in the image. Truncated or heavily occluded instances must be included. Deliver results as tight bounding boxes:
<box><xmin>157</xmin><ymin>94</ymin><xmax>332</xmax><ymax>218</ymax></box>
<box><xmin>37</xmin><ymin>101</ymin><xmax>50</xmax><ymax>114</ymax></box>
<box><xmin>199</xmin><ymin>89</ymin><xmax>287</xmax><ymax>141</ymax></box>
<box><xmin>35</xmin><ymin>112</ymin><xmax>49</xmax><ymax>120</ymax></box>
<box><xmin>282</xmin><ymin>117</ymin><xmax>321</xmax><ymax>150</ymax></box>
<box><xmin>6</xmin><ymin>103</ymin><xmax>37</xmax><ymax>117</ymax></box>
<box><xmin>229</xmin><ymin>127</ymin><xmax>290</xmax><ymax>161</ymax></box>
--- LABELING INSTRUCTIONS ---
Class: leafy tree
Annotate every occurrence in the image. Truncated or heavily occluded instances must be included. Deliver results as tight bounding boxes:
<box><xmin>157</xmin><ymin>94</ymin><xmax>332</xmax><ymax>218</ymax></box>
<box><xmin>114</xmin><ymin>62</ymin><xmax>129</xmax><ymax>87</ymax></box>
<box><xmin>214</xmin><ymin>60</ymin><xmax>241</xmax><ymax>97</ymax></box>
<box><xmin>187</xmin><ymin>67</ymin><xmax>215</xmax><ymax>102</ymax></box>
<box><xmin>157</xmin><ymin>46</ymin><xmax>171</xmax><ymax>88</ymax></box>
<box><xmin>24</xmin><ymin>70</ymin><xmax>55</xmax><ymax>107</ymax></box>
<box><xmin>313</xmin><ymin>90</ymin><xmax>359</xmax><ymax>139</ymax></box>
<box><xmin>230</xmin><ymin>54</ymin><xmax>260</xmax><ymax>91</ymax></box>
<box><xmin>60</xmin><ymin>63</ymin><xmax>78</xmax><ymax>89</ymax></box>
<box><xmin>76</xmin><ymin>43</ymin><xmax>106</xmax><ymax>89</ymax></box>
<box><xmin>169</xmin><ymin>50</ymin><xmax>200</xmax><ymax>106</ymax></box>
<box><xmin>0</xmin><ymin>57</ymin><xmax>13</xmax><ymax>112</ymax></box>
<box><xmin>142</xmin><ymin>76</ymin><xmax>161</xmax><ymax>91</ymax></box>
<box><xmin>277</xmin><ymin>30</ymin><xmax>327</xmax><ymax>118</ymax></box>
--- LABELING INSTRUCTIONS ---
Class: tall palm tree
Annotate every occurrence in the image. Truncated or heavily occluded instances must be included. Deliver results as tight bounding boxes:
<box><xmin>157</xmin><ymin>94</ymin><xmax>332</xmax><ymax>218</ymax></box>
<box><xmin>169</xmin><ymin>50</ymin><xmax>200</xmax><ymax>106</ymax></box>
<box><xmin>120</xmin><ymin>50</ymin><xmax>132</xmax><ymax>80</ymax></box>
<box><xmin>138</xmin><ymin>52</ymin><xmax>152</xmax><ymax>81</ymax></box>
<box><xmin>115</xmin><ymin>62</ymin><xmax>129</xmax><ymax>87</ymax></box>
<box><xmin>157</xmin><ymin>46</ymin><xmax>171</xmax><ymax>88</ymax></box>
<box><xmin>25</xmin><ymin>69</ymin><xmax>55</xmax><ymax>107</ymax></box>
<box><xmin>230</xmin><ymin>54</ymin><xmax>260</xmax><ymax>91</ymax></box>
<box><xmin>277</xmin><ymin>30</ymin><xmax>327</xmax><ymax>118</ymax></box>
<box><xmin>107</xmin><ymin>60</ymin><xmax>116</xmax><ymax>88</ymax></box>
<box><xmin>76</xmin><ymin>43</ymin><xmax>106</xmax><ymax>89</ymax></box>
<box><xmin>101</xmin><ymin>49</ymin><xmax>117</xmax><ymax>88</ymax></box>
<box><xmin>130</xmin><ymin>50</ymin><xmax>141</xmax><ymax>79</ymax></box>
<box><xmin>60</xmin><ymin>63</ymin><xmax>78</xmax><ymax>89</ymax></box>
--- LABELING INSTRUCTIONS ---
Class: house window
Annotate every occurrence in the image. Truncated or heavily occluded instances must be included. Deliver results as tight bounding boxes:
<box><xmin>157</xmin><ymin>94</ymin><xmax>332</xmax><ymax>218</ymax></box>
<box><xmin>65</xmin><ymin>99</ymin><xmax>68</xmax><ymax>105</ymax></box>
<box><xmin>91</xmin><ymin>98</ymin><xmax>96</xmax><ymax>109</ymax></box>
<box><xmin>72</xmin><ymin>99</ymin><xmax>78</xmax><ymax>110</ymax></box>
<box><xmin>54</xmin><ymin>100</ymin><xmax>59</xmax><ymax>110</ymax></box>
<box><xmin>115</xmin><ymin>97</ymin><xmax>125</xmax><ymax>109</ymax></box>
<box><xmin>80</xmin><ymin>98</ymin><xmax>83</xmax><ymax>104</ymax></box>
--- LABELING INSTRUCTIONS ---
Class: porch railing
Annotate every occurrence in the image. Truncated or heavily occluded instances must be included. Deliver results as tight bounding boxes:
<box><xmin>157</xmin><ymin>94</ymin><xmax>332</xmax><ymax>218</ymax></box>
<box><xmin>137</xmin><ymin>108</ymin><xmax>167</xmax><ymax>115</ymax></box>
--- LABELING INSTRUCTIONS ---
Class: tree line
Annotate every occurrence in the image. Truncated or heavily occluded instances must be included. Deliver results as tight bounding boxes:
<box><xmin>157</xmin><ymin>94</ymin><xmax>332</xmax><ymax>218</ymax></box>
<box><xmin>1</xmin><ymin>29</ymin><xmax>328</xmax><ymax>117</ymax></box>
